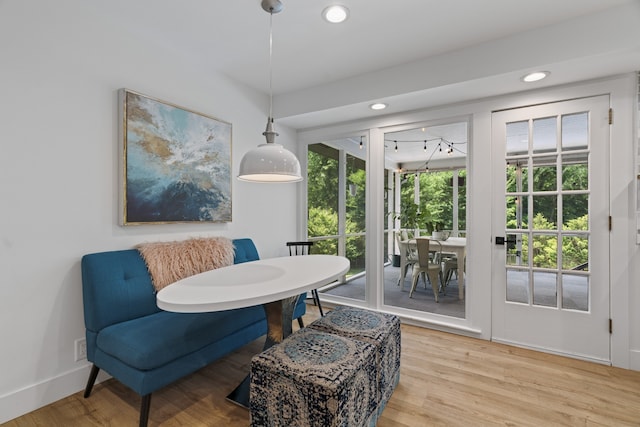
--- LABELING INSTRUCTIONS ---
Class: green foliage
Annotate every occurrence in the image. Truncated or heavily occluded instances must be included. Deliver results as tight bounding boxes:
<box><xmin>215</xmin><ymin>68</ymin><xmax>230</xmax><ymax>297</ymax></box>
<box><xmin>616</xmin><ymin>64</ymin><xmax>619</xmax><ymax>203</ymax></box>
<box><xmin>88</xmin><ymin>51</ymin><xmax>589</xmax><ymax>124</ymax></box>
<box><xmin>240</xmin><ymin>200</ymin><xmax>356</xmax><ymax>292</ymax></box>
<box><xmin>518</xmin><ymin>214</ymin><xmax>588</xmax><ymax>270</ymax></box>
<box><xmin>396</xmin><ymin>171</ymin><xmax>465</xmax><ymax>232</ymax></box>
<box><xmin>562</xmin><ymin>215</ymin><xmax>589</xmax><ymax>269</ymax></box>
<box><xmin>307</xmin><ymin>150</ymin><xmax>338</xmax><ymax>215</ymax></box>
<box><xmin>308</xmin><ymin>205</ymin><xmax>364</xmax><ymax>273</ymax></box>
<box><xmin>530</xmin><ymin>214</ymin><xmax>557</xmax><ymax>268</ymax></box>
<box><xmin>346</xmin><ymin>165</ymin><xmax>366</xmax><ymax>232</ymax></box>
<box><xmin>308</xmin><ymin>207</ymin><xmax>338</xmax><ymax>242</ymax></box>
<box><xmin>307</xmin><ymin>148</ymin><xmax>367</xmax><ymax>270</ymax></box>
<box><xmin>505</xmin><ymin>162</ymin><xmax>590</xmax><ymax>270</ymax></box>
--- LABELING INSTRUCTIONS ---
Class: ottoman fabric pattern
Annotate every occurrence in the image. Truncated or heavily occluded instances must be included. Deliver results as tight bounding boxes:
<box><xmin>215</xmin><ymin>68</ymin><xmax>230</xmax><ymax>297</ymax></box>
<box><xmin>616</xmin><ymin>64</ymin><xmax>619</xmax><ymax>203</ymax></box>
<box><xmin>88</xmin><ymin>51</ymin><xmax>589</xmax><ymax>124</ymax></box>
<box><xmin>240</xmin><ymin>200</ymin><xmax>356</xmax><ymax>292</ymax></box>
<box><xmin>307</xmin><ymin>307</ymin><xmax>401</xmax><ymax>406</ymax></box>
<box><xmin>250</xmin><ymin>328</ymin><xmax>377</xmax><ymax>427</ymax></box>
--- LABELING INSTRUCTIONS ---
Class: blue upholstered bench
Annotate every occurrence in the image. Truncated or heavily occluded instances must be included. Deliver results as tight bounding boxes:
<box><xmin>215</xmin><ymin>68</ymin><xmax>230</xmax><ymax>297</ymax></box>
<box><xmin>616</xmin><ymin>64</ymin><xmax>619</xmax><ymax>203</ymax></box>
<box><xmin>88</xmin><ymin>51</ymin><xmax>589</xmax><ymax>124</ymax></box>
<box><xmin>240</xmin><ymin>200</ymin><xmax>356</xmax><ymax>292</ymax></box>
<box><xmin>81</xmin><ymin>238</ymin><xmax>306</xmax><ymax>427</ymax></box>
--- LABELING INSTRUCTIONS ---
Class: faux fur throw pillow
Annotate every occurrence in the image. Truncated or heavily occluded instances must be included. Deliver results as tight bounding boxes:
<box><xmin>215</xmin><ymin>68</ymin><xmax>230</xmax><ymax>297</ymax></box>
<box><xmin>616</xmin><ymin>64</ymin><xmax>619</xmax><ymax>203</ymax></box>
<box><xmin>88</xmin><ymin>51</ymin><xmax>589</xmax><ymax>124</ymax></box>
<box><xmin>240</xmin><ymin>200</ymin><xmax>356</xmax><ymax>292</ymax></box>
<box><xmin>136</xmin><ymin>237</ymin><xmax>235</xmax><ymax>291</ymax></box>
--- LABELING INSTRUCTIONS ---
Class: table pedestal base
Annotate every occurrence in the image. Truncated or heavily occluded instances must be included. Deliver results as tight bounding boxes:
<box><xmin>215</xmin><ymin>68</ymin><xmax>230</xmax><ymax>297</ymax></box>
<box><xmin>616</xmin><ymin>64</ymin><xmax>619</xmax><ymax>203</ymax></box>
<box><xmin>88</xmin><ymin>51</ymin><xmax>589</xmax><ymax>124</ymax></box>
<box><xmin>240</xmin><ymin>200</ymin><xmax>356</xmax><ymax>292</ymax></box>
<box><xmin>226</xmin><ymin>295</ymin><xmax>300</xmax><ymax>408</ymax></box>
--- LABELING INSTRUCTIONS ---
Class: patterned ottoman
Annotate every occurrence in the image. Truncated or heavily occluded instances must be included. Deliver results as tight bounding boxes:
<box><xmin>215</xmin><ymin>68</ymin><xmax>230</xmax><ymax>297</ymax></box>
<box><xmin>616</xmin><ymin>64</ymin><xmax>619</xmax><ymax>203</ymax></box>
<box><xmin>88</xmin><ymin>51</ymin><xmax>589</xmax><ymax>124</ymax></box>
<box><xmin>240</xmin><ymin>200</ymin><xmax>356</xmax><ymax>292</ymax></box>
<box><xmin>250</xmin><ymin>328</ymin><xmax>378</xmax><ymax>427</ymax></box>
<box><xmin>307</xmin><ymin>306</ymin><xmax>401</xmax><ymax>416</ymax></box>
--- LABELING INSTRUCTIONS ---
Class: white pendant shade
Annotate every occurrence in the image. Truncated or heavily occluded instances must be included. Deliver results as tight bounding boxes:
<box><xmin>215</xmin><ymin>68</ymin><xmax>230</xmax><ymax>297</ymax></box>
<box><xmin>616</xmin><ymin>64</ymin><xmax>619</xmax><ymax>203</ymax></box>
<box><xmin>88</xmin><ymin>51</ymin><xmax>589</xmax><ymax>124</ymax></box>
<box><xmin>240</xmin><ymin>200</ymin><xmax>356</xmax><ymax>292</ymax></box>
<box><xmin>237</xmin><ymin>1</ymin><xmax>302</xmax><ymax>183</ymax></box>
<box><xmin>238</xmin><ymin>143</ymin><xmax>302</xmax><ymax>182</ymax></box>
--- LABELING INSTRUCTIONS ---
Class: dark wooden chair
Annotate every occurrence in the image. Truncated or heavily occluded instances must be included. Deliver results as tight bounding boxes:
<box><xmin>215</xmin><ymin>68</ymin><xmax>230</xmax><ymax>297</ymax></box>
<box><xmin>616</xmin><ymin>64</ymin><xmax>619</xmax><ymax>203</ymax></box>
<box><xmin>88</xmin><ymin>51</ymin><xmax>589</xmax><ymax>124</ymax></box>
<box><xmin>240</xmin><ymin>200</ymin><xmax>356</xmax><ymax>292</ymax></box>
<box><xmin>286</xmin><ymin>241</ymin><xmax>324</xmax><ymax>317</ymax></box>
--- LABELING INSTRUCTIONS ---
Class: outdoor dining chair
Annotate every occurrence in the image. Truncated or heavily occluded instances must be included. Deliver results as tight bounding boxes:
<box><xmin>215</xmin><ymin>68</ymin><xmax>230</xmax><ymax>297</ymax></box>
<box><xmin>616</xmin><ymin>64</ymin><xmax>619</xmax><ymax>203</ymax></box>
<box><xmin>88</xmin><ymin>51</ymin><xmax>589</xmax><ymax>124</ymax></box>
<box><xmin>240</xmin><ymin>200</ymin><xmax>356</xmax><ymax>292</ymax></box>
<box><xmin>410</xmin><ymin>237</ymin><xmax>443</xmax><ymax>302</ymax></box>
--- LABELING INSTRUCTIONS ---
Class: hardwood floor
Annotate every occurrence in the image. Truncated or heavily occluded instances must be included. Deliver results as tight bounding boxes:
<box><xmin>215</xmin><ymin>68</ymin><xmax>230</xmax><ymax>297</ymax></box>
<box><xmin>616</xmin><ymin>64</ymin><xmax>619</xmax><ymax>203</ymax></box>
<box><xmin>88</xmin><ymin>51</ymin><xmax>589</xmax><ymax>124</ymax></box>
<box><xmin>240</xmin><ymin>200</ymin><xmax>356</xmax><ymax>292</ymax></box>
<box><xmin>6</xmin><ymin>306</ymin><xmax>640</xmax><ymax>426</ymax></box>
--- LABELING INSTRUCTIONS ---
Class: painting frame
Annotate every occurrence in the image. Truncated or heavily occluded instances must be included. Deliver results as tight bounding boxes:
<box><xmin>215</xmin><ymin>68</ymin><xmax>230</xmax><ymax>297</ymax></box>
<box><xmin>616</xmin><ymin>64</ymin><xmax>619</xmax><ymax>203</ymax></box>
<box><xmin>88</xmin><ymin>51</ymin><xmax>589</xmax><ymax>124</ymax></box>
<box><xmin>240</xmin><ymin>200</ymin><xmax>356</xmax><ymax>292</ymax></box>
<box><xmin>119</xmin><ymin>89</ymin><xmax>232</xmax><ymax>225</ymax></box>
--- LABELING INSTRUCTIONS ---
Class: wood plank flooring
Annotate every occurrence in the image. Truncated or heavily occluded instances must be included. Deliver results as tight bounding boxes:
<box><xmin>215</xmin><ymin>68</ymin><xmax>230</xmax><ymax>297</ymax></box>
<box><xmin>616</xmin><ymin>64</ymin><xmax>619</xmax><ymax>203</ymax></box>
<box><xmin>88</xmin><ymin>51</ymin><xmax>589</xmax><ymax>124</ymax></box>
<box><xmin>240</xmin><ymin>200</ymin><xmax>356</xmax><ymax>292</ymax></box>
<box><xmin>5</xmin><ymin>306</ymin><xmax>640</xmax><ymax>426</ymax></box>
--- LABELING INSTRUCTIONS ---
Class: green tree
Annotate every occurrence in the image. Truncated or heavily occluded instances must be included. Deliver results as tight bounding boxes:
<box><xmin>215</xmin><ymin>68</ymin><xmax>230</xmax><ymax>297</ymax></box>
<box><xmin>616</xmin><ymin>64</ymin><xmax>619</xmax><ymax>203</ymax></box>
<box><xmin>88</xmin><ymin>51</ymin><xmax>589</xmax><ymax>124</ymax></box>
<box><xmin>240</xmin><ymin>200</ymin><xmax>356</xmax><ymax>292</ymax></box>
<box><xmin>530</xmin><ymin>214</ymin><xmax>557</xmax><ymax>268</ymax></box>
<box><xmin>505</xmin><ymin>162</ymin><xmax>589</xmax><ymax>270</ymax></box>
<box><xmin>562</xmin><ymin>215</ymin><xmax>589</xmax><ymax>270</ymax></box>
<box><xmin>307</xmin><ymin>147</ymin><xmax>366</xmax><ymax>272</ymax></box>
<box><xmin>346</xmin><ymin>161</ymin><xmax>366</xmax><ymax>232</ymax></box>
<box><xmin>307</xmin><ymin>149</ymin><xmax>338</xmax><ymax>236</ymax></box>
<box><xmin>506</xmin><ymin>163</ymin><xmax>588</xmax><ymax>229</ymax></box>
<box><xmin>520</xmin><ymin>214</ymin><xmax>589</xmax><ymax>270</ymax></box>
<box><xmin>397</xmin><ymin>170</ymin><xmax>465</xmax><ymax>232</ymax></box>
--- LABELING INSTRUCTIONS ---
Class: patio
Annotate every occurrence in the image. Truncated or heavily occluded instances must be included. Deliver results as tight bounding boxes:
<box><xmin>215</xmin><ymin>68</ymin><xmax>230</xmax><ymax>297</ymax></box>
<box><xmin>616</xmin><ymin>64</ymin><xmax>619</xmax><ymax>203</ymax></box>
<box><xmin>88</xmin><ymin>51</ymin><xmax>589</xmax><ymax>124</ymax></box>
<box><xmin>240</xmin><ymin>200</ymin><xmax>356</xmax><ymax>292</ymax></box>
<box><xmin>322</xmin><ymin>264</ymin><xmax>588</xmax><ymax>319</ymax></box>
<box><xmin>322</xmin><ymin>264</ymin><xmax>465</xmax><ymax>318</ymax></box>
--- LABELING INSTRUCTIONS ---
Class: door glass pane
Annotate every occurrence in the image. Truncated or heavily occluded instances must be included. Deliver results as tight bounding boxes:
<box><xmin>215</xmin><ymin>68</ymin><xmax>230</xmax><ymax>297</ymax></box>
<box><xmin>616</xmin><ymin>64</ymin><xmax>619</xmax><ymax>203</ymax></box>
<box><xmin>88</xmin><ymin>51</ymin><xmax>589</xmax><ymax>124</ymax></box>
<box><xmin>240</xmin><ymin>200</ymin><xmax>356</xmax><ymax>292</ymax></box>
<box><xmin>506</xmin><ymin>121</ymin><xmax>529</xmax><ymax>155</ymax></box>
<box><xmin>532</xmin><ymin>233</ymin><xmax>557</xmax><ymax>268</ymax></box>
<box><xmin>562</xmin><ymin>112</ymin><xmax>588</xmax><ymax>151</ymax></box>
<box><xmin>562</xmin><ymin>235</ymin><xmax>589</xmax><ymax>271</ymax></box>
<box><xmin>532</xmin><ymin>117</ymin><xmax>557</xmax><ymax>154</ymax></box>
<box><xmin>506</xmin><ymin>162</ymin><xmax>528</xmax><ymax>193</ymax></box>
<box><xmin>506</xmin><ymin>269</ymin><xmax>529</xmax><ymax>303</ymax></box>
<box><xmin>562</xmin><ymin>194</ymin><xmax>588</xmax><ymax>230</ymax></box>
<box><xmin>532</xmin><ymin>156</ymin><xmax>557</xmax><ymax>191</ymax></box>
<box><xmin>562</xmin><ymin>158</ymin><xmax>588</xmax><ymax>190</ymax></box>
<box><xmin>562</xmin><ymin>273</ymin><xmax>588</xmax><ymax>311</ymax></box>
<box><xmin>506</xmin><ymin>233</ymin><xmax>527</xmax><ymax>266</ymax></box>
<box><xmin>532</xmin><ymin>195</ymin><xmax>557</xmax><ymax>230</ymax></box>
<box><xmin>506</xmin><ymin>196</ymin><xmax>528</xmax><ymax>229</ymax></box>
<box><xmin>533</xmin><ymin>271</ymin><xmax>557</xmax><ymax>307</ymax></box>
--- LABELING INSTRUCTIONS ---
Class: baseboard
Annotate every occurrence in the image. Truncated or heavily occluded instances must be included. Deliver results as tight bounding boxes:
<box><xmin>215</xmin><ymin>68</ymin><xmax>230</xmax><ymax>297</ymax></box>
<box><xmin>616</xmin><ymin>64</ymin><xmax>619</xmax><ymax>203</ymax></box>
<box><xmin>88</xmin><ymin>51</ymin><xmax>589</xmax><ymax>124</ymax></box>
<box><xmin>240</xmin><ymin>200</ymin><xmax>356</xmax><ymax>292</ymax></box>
<box><xmin>0</xmin><ymin>363</ymin><xmax>109</xmax><ymax>424</ymax></box>
<box><xmin>629</xmin><ymin>349</ymin><xmax>640</xmax><ymax>371</ymax></box>
<box><xmin>492</xmin><ymin>337</ymin><xmax>611</xmax><ymax>365</ymax></box>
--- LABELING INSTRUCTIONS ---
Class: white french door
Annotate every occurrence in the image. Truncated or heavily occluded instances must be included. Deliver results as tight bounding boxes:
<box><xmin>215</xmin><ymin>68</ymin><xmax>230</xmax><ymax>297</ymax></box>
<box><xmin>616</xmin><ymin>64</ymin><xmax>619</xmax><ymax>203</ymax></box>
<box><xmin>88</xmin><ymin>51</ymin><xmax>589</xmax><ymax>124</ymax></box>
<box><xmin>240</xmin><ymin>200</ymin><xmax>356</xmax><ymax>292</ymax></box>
<box><xmin>491</xmin><ymin>96</ymin><xmax>611</xmax><ymax>363</ymax></box>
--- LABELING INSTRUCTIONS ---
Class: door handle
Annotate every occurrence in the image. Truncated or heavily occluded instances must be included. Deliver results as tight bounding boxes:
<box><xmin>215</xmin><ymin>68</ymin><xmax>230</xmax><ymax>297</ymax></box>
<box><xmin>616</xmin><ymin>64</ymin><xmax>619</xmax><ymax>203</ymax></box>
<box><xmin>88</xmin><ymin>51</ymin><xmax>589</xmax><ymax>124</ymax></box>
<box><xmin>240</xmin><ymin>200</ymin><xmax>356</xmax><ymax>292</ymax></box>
<box><xmin>495</xmin><ymin>236</ymin><xmax>517</xmax><ymax>249</ymax></box>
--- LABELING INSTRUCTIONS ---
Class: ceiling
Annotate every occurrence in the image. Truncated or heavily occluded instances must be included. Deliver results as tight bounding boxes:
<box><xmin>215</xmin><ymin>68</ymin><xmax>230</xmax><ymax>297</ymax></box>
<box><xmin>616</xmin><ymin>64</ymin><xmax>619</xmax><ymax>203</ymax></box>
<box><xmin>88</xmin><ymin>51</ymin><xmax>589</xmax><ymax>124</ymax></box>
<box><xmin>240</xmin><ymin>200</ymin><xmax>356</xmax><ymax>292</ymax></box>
<box><xmin>384</xmin><ymin>122</ymin><xmax>468</xmax><ymax>171</ymax></box>
<box><xmin>89</xmin><ymin>0</ymin><xmax>640</xmax><ymax>129</ymax></box>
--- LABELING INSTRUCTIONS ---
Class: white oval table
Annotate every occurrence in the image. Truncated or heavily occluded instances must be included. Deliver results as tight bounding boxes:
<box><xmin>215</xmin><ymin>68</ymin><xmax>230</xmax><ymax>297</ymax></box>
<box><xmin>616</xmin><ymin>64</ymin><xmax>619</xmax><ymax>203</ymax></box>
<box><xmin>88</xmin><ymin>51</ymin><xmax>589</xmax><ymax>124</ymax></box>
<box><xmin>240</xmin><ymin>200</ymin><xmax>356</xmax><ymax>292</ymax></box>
<box><xmin>156</xmin><ymin>254</ymin><xmax>350</xmax><ymax>408</ymax></box>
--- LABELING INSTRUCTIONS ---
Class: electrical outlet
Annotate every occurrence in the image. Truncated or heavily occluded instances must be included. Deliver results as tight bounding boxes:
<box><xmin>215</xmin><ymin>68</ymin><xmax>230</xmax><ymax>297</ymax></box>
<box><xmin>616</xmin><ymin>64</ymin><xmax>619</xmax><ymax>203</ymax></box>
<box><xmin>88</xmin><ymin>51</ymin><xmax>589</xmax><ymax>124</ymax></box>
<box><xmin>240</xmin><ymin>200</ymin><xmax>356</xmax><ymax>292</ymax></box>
<box><xmin>75</xmin><ymin>338</ymin><xmax>87</xmax><ymax>362</ymax></box>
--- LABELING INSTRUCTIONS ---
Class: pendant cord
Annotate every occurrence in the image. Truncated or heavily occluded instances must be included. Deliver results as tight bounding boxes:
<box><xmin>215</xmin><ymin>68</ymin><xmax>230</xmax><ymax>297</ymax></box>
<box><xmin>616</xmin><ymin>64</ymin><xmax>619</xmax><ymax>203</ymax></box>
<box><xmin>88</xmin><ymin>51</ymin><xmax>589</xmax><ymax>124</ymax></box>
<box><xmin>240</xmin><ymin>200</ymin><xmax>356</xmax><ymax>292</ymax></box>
<box><xmin>268</xmin><ymin>9</ymin><xmax>274</xmax><ymax>121</ymax></box>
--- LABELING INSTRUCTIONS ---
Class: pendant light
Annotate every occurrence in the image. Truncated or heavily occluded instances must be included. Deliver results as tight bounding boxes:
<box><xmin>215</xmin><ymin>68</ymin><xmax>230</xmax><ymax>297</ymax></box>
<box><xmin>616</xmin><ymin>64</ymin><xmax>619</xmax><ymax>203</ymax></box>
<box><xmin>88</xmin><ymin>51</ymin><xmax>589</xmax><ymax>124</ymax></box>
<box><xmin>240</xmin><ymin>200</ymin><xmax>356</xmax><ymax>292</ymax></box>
<box><xmin>238</xmin><ymin>0</ymin><xmax>302</xmax><ymax>183</ymax></box>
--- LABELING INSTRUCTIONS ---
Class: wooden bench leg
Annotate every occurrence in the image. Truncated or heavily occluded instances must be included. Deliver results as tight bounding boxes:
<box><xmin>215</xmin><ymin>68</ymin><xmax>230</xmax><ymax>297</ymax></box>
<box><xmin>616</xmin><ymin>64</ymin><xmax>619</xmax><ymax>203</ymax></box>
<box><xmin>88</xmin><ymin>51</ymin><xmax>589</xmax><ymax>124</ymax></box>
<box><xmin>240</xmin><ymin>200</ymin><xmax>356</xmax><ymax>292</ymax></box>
<box><xmin>139</xmin><ymin>394</ymin><xmax>152</xmax><ymax>427</ymax></box>
<box><xmin>83</xmin><ymin>364</ymin><xmax>100</xmax><ymax>398</ymax></box>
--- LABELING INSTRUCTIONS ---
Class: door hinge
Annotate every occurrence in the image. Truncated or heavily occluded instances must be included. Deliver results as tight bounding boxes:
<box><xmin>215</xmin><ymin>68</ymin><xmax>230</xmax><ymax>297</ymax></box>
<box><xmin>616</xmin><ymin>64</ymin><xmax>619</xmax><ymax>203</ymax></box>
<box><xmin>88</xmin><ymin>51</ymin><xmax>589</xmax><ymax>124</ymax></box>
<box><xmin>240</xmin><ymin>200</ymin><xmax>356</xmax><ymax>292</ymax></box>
<box><xmin>609</xmin><ymin>108</ymin><xmax>613</xmax><ymax>125</ymax></box>
<box><xmin>609</xmin><ymin>216</ymin><xmax>612</xmax><ymax>231</ymax></box>
<box><xmin>609</xmin><ymin>318</ymin><xmax>613</xmax><ymax>334</ymax></box>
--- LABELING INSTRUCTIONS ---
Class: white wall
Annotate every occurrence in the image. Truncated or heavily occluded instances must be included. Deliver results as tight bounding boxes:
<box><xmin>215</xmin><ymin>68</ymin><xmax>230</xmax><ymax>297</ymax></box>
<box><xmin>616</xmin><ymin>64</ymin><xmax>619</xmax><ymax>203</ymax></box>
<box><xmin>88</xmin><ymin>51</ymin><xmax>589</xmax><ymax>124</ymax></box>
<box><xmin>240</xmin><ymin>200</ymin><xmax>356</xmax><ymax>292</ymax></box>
<box><xmin>0</xmin><ymin>2</ymin><xmax>300</xmax><ymax>422</ymax></box>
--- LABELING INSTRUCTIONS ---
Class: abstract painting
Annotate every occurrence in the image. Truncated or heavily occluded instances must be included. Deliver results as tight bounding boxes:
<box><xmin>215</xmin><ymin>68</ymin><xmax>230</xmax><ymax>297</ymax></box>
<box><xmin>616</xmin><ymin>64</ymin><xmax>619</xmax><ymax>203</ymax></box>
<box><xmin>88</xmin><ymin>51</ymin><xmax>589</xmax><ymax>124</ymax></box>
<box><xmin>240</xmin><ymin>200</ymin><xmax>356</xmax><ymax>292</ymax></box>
<box><xmin>121</xmin><ymin>89</ymin><xmax>232</xmax><ymax>224</ymax></box>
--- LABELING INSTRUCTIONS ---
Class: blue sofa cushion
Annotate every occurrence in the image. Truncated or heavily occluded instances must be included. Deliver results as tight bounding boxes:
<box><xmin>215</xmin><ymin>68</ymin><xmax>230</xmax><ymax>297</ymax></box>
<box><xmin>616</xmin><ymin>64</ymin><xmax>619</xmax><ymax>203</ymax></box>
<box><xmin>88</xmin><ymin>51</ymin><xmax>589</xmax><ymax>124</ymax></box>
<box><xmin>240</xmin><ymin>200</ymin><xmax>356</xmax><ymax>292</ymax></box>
<box><xmin>82</xmin><ymin>250</ymin><xmax>160</xmax><ymax>333</ymax></box>
<box><xmin>97</xmin><ymin>305</ymin><xmax>266</xmax><ymax>371</ymax></box>
<box><xmin>233</xmin><ymin>238</ymin><xmax>260</xmax><ymax>264</ymax></box>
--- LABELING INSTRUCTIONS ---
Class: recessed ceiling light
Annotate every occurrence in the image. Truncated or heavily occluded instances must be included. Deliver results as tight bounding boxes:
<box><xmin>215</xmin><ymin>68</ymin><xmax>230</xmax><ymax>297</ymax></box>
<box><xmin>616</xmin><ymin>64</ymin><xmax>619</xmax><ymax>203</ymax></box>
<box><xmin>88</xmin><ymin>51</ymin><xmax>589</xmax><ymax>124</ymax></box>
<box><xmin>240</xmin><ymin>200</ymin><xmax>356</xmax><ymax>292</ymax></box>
<box><xmin>522</xmin><ymin>71</ymin><xmax>550</xmax><ymax>83</ymax></box>
<box><xmin>322</xmin><ymin>5</ymin><xmax>349</xmax><ymax>23</ymax></box>
<box><xmin>370</xmin><ymin>103</ymin><xmax>387</xmax><ymax>110</ymax></box>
